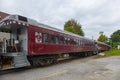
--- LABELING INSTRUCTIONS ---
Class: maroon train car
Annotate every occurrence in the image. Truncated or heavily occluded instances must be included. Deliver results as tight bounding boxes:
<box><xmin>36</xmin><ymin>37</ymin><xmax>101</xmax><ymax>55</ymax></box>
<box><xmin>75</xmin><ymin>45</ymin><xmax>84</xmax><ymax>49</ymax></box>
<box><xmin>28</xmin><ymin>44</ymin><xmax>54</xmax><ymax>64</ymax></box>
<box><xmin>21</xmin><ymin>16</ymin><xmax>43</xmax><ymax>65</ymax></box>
<box><xmin>28</xmin><ymin>24</ymin><xmax>96</xmax><ymax>56</ymax></box>
<box><xmin>96</xmin><ymin>41</ymin><xmax>111</xmax><ymax>52</ymax></box>
<box><xmin>0</xmin><ymin>12</ymin><xmax>110</xmax><ymax>70</ymax></box>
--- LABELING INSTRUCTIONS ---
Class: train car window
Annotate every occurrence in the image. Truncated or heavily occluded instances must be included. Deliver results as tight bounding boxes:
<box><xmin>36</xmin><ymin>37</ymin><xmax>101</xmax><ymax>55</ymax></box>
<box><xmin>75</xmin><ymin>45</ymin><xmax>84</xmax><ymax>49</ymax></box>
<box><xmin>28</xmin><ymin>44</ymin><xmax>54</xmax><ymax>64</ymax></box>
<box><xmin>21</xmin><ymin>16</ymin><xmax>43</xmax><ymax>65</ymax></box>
<box><xmin>60</xmin><ymin>37</ymin><xmax>64</xmax><ymax>44</ymax></box>
<box><xmin>18</xmin><ymin>15</ymin><xmax>28</xmax><ymax>22</ymax></box>
<box><xmin>63</xmin><ymin>37</ymin><xmax>65</xmax><ymax>44</ymax></box>
<box><xmin>70</xmin><ymin>39</ymin><xmax>75</xmax><ymax>45</ymax></box>
<box><xmin>87</xmin><ymin>42</ymin><xmax>89</xmax><ymax>46</ymax></box>
<box><xmin>74</xmin><ymin>39</ymin><xmax>76</xmax><ymax>45</ymax></box>
<box><xmin>90</xmin><ymin>42</ymin><xmax>91</xmax><ymax>46</ymax></box>
<box><xmin>77</xmin><ymin>40</ymin><xmax>79</xmax><ymax>45</ymax></box>
<box><xmin>89</xmin><ymin>42</ymin><xmax>91</xmax><ymax>46</ymax></box>
<box><xmin>83</xmin><ymin>41</ymin><xmax>85</xmax><ymax>46</ymax></box>
<box><xmin>68</xmin><ymin>38</ymin><xmax>70</xmax><ymax>45</ymax></box>
<box><xmin>64</xmin><ymin>38</ymin><xmax>67</xmax><ymax>45</ymax></box>
<box><xmin>80</xmin><ymin>41</ymin><xmax>83</xmax><ymax>46</ymax></box>
<box><xmin>80</xmin><ymin>40</ymin><xmax>81</xmax><ymax>46</ymax></box>
<box><xmin>55</xmin><ymin>36</ymin><xmax>59</xmax><ymax>44</ymax></box>
<box><xmin>70</xmin><ymin>39</ymin><xmax>72</xmax><ymax>45</ymax></box>
<box><xmin>78</xmin><ymin>40</ymin><xmax>80</xmax><ymax>46</ymax></box>
<box><xmin>86</xmin><ymin>41</ymin><xmax>88</xmax><ymax>46</ymax></box>
<box><xmin>92</xmin><ymin>42</ymin><xmax>93</xmax><ymax>46</ymax></box>
<box><xmin>82</xmin><ymin>41</ymin><xmax>84</xmax><ymax>46</ymax></box>
<box><xmin>43</xmin><ymin>33</ymin><xmax>49</xmax><ymax>43</ymax></box>
<box><xmin>75</xmin><ymin>39</ymin><xmax>77</xmax><ymax>45</ymax></box>
<box><xmin>79</xmin><ymin>40</ymin><xmax>82</xmax><ymax>46</ymax></box>
<box><xmin>91</xmin><ymin>42</ymin><xmax>93</xmax><ymax>46</ymax></box>
<box><xmin>79</xmin><ymin>40</ymin><xmax>81</xmax><ymax>46</ymax></box>
<box><xmin>64</xmin><ymin>37</ymin><xmax>67</xmax><ymax>44</ymax></box>
<box><xmin>50</xmin><ymin>35</ymin><xmax>55</xmax><ymax>44</ymax></box>
<box><xmin>88</xmin><ymin>42</ymin><xmax>90</xmax><ymax>46</ymax></box>
<box><xmin>89</xmin><ymin>42</ymin><xmax>92</xmax><ymax>46</ymax></box>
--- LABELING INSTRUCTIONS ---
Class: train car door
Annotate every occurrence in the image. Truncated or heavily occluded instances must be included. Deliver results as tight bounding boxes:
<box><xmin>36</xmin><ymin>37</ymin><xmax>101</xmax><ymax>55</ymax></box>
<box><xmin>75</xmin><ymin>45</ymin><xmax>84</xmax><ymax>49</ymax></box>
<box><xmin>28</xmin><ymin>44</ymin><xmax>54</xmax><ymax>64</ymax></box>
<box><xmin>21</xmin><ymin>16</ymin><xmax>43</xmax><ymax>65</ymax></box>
<box><xmin>19</xmin><ymin>27</ymin><xmax>28</xmax><ymax>54</ymax></box>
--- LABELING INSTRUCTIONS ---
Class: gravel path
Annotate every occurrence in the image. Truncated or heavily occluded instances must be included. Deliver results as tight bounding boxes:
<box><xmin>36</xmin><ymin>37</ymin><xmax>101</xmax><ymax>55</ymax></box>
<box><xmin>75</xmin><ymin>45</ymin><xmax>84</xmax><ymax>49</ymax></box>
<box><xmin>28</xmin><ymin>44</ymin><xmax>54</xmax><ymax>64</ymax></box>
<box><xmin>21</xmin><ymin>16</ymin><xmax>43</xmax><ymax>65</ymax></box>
<box><xmin>0</xmin><ymin>56</ymin><xmax>120</xmax><ymax>80</ymax></box>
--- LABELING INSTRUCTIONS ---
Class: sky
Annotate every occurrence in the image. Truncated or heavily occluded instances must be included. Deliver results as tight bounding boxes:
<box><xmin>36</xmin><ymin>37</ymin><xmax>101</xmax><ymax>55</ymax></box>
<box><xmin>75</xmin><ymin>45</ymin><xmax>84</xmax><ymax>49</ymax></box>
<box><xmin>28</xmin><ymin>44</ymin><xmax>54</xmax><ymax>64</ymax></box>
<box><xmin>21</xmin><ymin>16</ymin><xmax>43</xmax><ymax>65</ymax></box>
<box><xmin>0</xmin><ymin>0</ymin><xmax>120</xmax><ymax>40</ymax></box>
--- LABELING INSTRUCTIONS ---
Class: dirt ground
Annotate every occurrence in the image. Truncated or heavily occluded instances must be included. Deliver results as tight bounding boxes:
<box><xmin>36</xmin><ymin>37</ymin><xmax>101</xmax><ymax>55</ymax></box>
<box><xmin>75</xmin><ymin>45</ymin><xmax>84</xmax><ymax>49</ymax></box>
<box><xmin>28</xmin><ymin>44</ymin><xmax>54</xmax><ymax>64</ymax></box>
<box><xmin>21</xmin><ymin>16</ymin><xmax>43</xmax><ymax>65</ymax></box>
<box><xmin>0</xmin><ymin>56</ymin><xmax>120</xmax><ymax>80</ymax></box>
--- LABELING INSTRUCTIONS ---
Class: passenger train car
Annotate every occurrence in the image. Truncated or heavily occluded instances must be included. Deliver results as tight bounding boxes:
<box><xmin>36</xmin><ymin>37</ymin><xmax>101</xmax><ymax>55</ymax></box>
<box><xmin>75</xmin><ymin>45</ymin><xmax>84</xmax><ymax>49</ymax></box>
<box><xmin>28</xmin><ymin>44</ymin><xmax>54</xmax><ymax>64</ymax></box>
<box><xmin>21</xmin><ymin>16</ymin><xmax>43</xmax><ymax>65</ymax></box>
<box><xmin>0</xmin><ymin>12</ymin><xmax>110</xmax><ymax>70</ymax></box>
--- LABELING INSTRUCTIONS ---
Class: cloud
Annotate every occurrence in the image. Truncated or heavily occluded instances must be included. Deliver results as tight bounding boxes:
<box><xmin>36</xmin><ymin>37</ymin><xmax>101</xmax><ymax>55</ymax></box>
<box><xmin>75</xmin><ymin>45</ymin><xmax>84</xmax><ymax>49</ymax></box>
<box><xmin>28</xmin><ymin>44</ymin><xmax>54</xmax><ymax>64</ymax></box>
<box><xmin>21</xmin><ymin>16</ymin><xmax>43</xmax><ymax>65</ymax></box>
<box><xmin>0</xmin><ymin>0</ymin><xmax>120</xmax><ymax>39</ymax></box>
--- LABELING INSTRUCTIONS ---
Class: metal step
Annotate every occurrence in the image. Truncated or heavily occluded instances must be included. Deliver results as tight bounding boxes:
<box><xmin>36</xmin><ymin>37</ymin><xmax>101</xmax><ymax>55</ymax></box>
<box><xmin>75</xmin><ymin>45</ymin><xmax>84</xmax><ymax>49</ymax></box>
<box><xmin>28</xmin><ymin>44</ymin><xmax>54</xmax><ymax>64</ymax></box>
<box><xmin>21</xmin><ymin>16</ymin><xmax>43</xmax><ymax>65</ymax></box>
<box><xmin>13</xmin><ymin>52</ymin><xmax>30</xmax><ymax>68</ymax></box>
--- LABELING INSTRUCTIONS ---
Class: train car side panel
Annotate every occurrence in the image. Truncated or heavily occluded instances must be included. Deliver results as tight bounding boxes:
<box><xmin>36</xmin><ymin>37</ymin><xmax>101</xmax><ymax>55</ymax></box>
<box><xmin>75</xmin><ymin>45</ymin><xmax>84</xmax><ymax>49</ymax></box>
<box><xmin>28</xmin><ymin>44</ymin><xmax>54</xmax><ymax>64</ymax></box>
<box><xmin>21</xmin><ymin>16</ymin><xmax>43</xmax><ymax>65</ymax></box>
<box><xmin>28</xmin><ymin>25</ymin><xmax>97</xmax><ymax>56</ymax></box>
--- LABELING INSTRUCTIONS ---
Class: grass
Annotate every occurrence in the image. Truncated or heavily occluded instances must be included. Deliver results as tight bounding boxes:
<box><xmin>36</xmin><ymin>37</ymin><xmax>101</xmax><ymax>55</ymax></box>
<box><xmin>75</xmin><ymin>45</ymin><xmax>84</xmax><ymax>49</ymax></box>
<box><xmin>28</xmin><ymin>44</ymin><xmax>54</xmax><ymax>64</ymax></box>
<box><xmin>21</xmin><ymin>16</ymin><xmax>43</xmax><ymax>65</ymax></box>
<box><xmin>96</xmin><ymin>49</ymin><xmax>120</xmax><ymax>58</ymax></box>
<box><xmin>105</xmin><ymin>49</ymin><xmax>120</xmax><ymax>57</ymax></box>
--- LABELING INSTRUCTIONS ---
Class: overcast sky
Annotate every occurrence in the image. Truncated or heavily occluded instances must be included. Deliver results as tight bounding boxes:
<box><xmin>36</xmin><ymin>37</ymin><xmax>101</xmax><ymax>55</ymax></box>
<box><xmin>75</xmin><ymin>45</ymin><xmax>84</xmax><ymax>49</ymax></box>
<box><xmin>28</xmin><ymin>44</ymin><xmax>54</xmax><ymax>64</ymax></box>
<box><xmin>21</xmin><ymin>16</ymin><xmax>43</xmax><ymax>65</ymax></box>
<box><xmin>0</xmin><ymin>0</ymin><xmax>120</xmax><ymax>39</ymax></box>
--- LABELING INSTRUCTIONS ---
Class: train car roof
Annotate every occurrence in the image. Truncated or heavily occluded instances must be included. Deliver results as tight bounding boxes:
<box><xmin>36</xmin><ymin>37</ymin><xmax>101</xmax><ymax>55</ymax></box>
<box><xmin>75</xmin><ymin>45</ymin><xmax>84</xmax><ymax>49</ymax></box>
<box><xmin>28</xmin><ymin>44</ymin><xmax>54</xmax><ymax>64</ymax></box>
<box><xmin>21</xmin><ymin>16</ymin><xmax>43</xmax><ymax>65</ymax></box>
<box><xmin>0</xmin><ymin>14</ymin><xmax>94</xmax><ymax>42</ymax></box>
<box><xmin>26</xmin><ymin>15</ymin><xmax>94</xmax><ymax>42</ymax></box>
<box><xmin>96</xmin><ymin>41</ymin><xmax>110</xmax><ymax>47</ymax></box>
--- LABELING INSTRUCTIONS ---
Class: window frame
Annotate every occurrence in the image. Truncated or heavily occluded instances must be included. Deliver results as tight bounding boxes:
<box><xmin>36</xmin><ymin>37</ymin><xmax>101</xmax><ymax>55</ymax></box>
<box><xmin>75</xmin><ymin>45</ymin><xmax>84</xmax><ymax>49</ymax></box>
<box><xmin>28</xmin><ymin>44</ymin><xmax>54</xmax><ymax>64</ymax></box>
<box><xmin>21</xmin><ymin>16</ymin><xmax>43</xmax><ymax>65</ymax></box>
<box><xmin>50</xmin><ymin>35</ymin><xmax>55</xmax><ymax>44</ymax></box>
<box><xmin>43</xmin><ymin>33</ymin><xmax>49</xmax><ymax>43</ymax></box>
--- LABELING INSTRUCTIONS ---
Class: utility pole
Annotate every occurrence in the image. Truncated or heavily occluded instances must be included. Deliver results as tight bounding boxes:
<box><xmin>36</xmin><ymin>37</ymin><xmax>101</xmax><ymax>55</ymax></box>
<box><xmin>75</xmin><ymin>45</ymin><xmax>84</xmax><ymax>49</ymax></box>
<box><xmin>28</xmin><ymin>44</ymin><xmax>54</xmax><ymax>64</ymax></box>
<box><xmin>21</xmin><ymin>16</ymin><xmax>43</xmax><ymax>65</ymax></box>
<box><xmin>92</xmin><ymin>35</ymin><xmax>94</xmax><ymax>40</ymax></box>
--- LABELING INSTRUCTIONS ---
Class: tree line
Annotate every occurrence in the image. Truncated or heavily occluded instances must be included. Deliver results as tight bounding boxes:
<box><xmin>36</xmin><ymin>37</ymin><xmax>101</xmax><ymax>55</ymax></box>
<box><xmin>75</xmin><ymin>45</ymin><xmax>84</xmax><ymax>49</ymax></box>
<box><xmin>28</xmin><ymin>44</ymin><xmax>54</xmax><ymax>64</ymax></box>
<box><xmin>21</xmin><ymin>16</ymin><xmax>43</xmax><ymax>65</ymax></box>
<box><xmin>64</xmin><ymin>19</ymin><xmax>120</xmax><ymax>48</ymax></box>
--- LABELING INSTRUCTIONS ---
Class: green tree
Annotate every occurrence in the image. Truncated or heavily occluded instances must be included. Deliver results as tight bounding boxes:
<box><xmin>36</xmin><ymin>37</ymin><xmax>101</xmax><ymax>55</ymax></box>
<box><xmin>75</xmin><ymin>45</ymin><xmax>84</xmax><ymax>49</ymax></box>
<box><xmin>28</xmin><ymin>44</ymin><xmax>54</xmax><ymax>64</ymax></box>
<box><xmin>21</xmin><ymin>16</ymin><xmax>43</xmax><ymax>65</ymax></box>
<box><xmin>64</xmin><ymin>19</ymin><xmax>84</xmax><ymax>36</ymax></box>
<box><xmin>111</xmin><ymin>30</ymin><xmax>120</xmax><ymax>48</ymax></box>
<box><xmin>97</xmin><ymin>34</ymin><xmax>108</xmax><ymax>42</ymax></box>
<box><xmin>111</xmin><ymin>30</ymin><xmax>120</xmax><ymax>42</ymax></box>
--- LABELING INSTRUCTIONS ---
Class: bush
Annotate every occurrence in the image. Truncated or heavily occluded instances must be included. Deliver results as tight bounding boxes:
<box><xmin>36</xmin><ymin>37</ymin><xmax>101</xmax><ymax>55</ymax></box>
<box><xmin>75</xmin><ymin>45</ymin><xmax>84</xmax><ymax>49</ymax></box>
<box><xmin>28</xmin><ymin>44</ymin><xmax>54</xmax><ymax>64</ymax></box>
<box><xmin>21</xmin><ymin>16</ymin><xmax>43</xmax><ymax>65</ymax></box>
<box><xmin>105</xmin><ymin>49</ymin><xmax>120</xmax><ymax>57</ymax></box>
<box><xmin>112</xmin><ymin>42</ymin><xmax>120</xmax><ymax>49</ymax></box>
